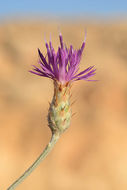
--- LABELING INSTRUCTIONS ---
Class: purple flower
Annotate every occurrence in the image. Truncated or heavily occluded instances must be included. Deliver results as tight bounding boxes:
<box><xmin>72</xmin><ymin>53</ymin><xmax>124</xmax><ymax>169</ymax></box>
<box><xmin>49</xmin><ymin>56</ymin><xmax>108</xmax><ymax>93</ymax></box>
<box><xmin>30</xmin><ymin>33</ymin><xmax>96</xmax><ymax>84</ymax></box>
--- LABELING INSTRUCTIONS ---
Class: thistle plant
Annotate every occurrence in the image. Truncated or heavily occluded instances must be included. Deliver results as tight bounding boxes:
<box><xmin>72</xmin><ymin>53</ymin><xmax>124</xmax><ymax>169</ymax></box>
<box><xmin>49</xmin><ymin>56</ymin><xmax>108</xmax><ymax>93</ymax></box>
<box><xmin>7</xmin><ymin>33</ymin><xmax>96</xmax><ymax>190</ymax></box>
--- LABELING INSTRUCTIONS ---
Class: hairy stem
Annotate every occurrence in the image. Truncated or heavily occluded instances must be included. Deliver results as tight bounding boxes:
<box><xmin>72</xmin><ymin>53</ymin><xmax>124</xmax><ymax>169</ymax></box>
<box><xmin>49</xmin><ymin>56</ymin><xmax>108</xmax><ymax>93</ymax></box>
<box><xmin>7</xmin><ymin>132</ymin><xmax>60</xmax><ymax>190</ymax></box>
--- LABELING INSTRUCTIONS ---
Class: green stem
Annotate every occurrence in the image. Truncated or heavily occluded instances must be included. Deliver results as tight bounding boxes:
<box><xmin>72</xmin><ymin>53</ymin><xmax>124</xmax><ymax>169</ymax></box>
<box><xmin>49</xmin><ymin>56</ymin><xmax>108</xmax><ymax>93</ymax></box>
<box><xmin>7</xmin><ymin>132</ymin><xmax>60</xmax><ymax>190</ymax></box>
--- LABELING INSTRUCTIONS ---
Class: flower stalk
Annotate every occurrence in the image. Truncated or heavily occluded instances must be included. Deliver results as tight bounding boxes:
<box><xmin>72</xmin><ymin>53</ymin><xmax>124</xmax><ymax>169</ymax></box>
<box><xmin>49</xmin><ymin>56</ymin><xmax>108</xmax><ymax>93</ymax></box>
<box><xmin>7</xmin><ymin>133</ymin><xmax>60</xmax><ymax>190</ymax></box>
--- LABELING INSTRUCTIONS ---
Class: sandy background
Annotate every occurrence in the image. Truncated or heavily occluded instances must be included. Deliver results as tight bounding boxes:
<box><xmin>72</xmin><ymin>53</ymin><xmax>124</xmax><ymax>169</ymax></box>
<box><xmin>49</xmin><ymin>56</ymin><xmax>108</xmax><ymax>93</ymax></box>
<box><xmin>0</xmin><ymin>20</ymin><xmax>127</xmax><ymax>190</ymax></box>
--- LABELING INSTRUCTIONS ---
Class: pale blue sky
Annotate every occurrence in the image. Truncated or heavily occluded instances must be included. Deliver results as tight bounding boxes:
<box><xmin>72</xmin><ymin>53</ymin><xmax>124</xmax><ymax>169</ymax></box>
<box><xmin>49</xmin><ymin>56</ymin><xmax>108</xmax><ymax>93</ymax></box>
<box><xmin>0</xmin><ymin>0</ymin><xmax>127</xmax><ymax>20</ymax></box>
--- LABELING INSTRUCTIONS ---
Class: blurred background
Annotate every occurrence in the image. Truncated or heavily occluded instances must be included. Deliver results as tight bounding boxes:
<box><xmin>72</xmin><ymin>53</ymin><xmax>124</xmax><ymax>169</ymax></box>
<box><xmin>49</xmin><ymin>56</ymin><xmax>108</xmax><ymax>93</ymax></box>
<box><xmin>0</xmin><ymin>0</ymin><xmax>127</xmax><ymax>190</ymax></box>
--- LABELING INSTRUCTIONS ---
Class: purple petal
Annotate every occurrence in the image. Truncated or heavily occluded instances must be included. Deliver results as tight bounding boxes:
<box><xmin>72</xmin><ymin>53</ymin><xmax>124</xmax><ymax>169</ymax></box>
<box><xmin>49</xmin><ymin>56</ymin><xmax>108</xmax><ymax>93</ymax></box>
<box><xmin>59</xmin><ymin>33</ymin><xmax>64</xmax><ymax>49</ymax></box>
<box><xmin>29</xmin><ymin>70</ymin><xmax>50</xmax><ymax>77</ymax></box>
<box><xmin>73</xmin><ymin>66</ymin><xmax>95</xmax><ymax>79</ymax></box>
<box><xmin>74</xmin><ymin>70</ymin><xmax>96</xmax><ymax>81</ymax></box>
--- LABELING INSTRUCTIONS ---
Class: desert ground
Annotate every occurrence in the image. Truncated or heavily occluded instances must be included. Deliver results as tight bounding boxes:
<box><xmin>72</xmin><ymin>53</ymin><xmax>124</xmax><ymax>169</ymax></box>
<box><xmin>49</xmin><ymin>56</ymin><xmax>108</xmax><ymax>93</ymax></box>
<box><xmin>0</xmin><ymin>20</ymin><xmax>127</xmax><ymax>190</ymax></box>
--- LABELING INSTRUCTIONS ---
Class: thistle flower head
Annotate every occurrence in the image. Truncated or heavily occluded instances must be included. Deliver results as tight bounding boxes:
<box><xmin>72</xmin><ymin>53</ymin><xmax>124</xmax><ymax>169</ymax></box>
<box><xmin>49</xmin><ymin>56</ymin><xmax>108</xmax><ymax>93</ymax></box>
<box><xmin>30</xmin><ymin>33</ymin><xmax>96</xmax><ymax>134</ymax></box>
<box><xmin>30</xmin><ymin>33</ymin><xmax>96</xmax><ymax>84</ymax></box>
